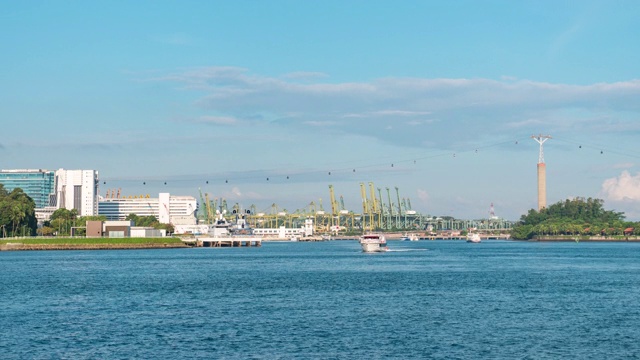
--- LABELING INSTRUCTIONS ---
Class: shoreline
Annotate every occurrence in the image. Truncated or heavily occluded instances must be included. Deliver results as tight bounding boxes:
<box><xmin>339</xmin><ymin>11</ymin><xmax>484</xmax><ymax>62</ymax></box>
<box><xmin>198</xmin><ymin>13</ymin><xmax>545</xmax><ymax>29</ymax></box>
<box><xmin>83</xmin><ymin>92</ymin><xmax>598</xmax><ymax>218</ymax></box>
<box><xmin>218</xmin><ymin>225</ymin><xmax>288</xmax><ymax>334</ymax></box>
<box><xmin>0</xmin><ymin>237</ymin><xmax>191</xmax><ymax>251</ymax></box>
<box><xmin>4</xmin><ymin>236</ymin><xmax>640</xmax><ymax>251</ymax></box>
<box><xmin>531</xmin><ymin>235</ymin><xmax>640</xmax><ymax>242</ymax></box>
<box><xmin>0</xmin><ymin>242</ymin><xmax>191</xmax><ymax>251</ymax></box>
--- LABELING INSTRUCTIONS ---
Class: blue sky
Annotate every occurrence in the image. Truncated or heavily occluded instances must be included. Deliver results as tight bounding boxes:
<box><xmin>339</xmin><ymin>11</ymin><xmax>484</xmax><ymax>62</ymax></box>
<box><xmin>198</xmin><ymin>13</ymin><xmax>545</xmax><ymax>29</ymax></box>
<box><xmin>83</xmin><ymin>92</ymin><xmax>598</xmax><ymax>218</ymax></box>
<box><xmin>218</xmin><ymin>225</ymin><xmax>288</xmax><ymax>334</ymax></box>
<box><xmin>2</xmin><ymin>0</ymin><xmax>640</xmax><ymax>220</ymax></box>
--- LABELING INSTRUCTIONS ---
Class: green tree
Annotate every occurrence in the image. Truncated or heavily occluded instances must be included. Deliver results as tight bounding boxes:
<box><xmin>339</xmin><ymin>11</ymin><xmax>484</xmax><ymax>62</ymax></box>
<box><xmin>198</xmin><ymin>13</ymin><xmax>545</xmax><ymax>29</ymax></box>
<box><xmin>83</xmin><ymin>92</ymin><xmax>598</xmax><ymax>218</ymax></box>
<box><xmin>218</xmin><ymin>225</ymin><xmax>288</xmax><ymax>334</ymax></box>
<box><xmin>49</xmin><ymin>208</ymin><xmax>82</xmax><ymax>236</ymax></box>
<box><xmin>126</xmin><ymin>214</ymin><xmax>159</xmax><ymax>227</ymax></box>
<box><xmin>0</xmin><ymin>188</ymin><xmax>37</xmax><ymax>237</ymax></box>
<box><xmin>37</xmin><ymin>226</ymin><xmax>55</xmax><ymax>236</ymax></box>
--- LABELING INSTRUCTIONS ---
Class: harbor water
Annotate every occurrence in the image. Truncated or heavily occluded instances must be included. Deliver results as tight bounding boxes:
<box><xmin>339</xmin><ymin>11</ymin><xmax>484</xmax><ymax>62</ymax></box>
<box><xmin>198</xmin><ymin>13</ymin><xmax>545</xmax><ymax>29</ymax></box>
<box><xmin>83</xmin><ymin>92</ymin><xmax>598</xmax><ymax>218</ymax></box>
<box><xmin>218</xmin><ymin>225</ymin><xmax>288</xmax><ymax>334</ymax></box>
<box><xmin>2</xmin><ymin>240</ymin><xmax>640</xmax><ymax>359</ymax></box>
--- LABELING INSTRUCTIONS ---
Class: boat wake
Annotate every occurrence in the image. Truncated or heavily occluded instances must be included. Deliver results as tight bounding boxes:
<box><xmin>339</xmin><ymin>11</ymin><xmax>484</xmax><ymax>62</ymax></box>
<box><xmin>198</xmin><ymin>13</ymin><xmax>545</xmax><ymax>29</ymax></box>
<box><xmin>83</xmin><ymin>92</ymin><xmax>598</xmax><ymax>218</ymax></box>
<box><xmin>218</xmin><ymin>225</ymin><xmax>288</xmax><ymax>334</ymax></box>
<box><xmin>386</xmin><ymin>249</ymin><xmax>429</xmax><ymax>252</ymax></box>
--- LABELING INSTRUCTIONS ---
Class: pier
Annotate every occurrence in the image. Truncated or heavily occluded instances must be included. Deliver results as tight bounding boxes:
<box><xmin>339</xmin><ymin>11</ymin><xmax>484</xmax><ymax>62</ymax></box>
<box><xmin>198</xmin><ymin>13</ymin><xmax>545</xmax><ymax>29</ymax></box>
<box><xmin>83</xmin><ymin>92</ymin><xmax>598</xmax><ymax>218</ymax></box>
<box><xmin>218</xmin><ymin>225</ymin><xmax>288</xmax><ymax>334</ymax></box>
<box><xmin>197</xmin><ymin>237</ymin><xmax>262</xmax><ymax>248</ymax></box>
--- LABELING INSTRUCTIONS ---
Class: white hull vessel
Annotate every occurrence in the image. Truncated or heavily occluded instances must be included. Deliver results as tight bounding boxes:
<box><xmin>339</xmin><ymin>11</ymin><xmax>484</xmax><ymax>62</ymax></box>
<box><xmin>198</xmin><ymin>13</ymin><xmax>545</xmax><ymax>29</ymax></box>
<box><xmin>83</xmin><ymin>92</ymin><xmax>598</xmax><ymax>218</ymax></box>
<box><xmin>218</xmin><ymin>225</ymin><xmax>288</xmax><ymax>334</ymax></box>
<box><xmin>359</xmin><ymin>233</ymin><xmax>388</xmax><ymax>252</ymax></box>
<box><xmin>401</xmin><ymin>233</ymin><xmax>419</xmax><ymax>241</ymax></box>
<box><xmin>466</xmin><ymin>233</ymin><xmax>481</xmax><ymax>243</ymax></box>
<box><xmin>197</xmin><ymin>209</ymin><xmax>262</xmax><ymax>246</ymax></box>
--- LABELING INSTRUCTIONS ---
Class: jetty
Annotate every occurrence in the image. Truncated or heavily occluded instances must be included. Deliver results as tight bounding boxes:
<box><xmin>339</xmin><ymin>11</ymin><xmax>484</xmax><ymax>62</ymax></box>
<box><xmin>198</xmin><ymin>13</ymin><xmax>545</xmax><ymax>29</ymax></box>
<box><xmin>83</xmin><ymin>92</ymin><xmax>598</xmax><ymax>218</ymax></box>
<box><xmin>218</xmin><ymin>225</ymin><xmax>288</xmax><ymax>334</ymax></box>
<box><xmin>196</xmin><ymin>237</ymin><xmax>262</xmax><ymax>247</ymax></box>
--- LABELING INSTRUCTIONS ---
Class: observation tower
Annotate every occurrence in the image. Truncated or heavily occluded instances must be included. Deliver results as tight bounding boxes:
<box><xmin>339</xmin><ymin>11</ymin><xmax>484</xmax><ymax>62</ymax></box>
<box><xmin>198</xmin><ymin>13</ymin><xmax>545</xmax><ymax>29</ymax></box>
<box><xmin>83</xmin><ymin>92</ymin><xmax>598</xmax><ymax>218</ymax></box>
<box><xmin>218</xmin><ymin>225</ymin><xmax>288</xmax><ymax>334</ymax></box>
<box><xmin>531</xmin><ymin>134</ymin><xmax>551</xmax><ymax>211</ymax></box>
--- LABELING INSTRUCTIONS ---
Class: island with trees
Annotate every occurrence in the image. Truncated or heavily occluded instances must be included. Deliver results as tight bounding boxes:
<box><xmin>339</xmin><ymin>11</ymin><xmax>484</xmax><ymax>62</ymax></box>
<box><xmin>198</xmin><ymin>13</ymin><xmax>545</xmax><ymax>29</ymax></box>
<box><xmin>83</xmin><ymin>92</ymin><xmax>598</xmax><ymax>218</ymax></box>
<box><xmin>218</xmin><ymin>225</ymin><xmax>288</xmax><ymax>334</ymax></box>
<box><xmin>510</xmin><ymin>197</ymin><xmax>639</xmax><ymax>241</ymax></box>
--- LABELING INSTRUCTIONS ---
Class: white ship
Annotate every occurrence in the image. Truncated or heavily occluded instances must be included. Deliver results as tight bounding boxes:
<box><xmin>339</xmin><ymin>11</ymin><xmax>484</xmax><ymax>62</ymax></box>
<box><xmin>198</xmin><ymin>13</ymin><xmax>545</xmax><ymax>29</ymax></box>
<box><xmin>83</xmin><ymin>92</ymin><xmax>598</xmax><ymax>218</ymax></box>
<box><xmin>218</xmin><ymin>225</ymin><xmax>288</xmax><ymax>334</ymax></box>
<box><xmin>466</xmin><ymin>233</ymin><xmax>481</xmax><ymax>243</ymax></box>
<box><xmin>359</xmin><ymin>233</ymin><xmax>388</xmax><ymax>253</ymax></box>
<box><xmin>197</xmin><ymin>210</ymin><xmax>262</xmax><ymax>246</ymax></box>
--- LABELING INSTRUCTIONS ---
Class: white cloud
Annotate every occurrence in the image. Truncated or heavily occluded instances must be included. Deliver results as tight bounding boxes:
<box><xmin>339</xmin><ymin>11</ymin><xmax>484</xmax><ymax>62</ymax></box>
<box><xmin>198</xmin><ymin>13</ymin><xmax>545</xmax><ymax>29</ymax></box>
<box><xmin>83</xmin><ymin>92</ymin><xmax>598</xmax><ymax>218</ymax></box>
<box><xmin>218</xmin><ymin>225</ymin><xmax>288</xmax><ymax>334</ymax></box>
<box><xmin>506</xmin><ymin>118</ymin><xmax>545</xmax><ymax>128</ymax></box>
<box><xmin>372</xmin><ymin>110</ymin><xmax>432</xmax><ymax>117</ymax></box>
<box><xmin>601</xmin><ymin>171</ymin><xmax>640</xmax><ymax>202</ymax></box>
<box><xmin>304</xmin><ymin>120</ymin><xmax>337</xmax><ymax>127</ymax></box>
<box><xmin>196</xmin><ymin>116</ymin><xmax>237</xmax><ymax>125</ymax></box>
<box><xmin>157</xmin><ymin>33</ymin><xmax>195</xmax><ymax>46</ymax></box>
<box><xmin>219</xmin><ymin>186</ymin><xmax>265</xmax><ymax>202</ymax></box>
<box><xmin>417</xmin><ymin>189</ymin><xmax>429</xmax><ymax>202</ymax></box>
<box><xmin>158</xmin><ymin>66</ymin><xmax>640</xmax><ymax>149</ymax></box>
<box><xmin>613</xmin><ymin>163</ymin><xmax>635</xmax><ymax>169</ymax></box>
<box><xmin>283</xmin><ymin>71</ymin><xmax>328</xmax><ymax>80</ymax></box>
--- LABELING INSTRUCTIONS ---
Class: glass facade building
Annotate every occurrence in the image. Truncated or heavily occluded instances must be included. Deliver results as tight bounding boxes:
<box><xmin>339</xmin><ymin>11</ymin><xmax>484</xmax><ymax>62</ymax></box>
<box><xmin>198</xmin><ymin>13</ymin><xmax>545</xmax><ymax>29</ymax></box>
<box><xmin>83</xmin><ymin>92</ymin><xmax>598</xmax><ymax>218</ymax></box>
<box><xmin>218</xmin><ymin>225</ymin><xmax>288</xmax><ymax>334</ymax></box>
<box><xmin>0</xmin><ymin>169</ymin><xmax>56</xmax><ymax>208</ymax></box>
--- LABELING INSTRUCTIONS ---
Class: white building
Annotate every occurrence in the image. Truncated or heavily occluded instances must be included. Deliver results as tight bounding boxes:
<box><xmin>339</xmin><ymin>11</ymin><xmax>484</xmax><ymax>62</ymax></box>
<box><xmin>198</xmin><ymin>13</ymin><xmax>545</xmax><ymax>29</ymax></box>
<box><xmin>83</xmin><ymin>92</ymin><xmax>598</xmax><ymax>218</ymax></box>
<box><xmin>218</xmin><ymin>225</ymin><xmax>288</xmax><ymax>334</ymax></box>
<box><xmin>54</xmin><ymin>169</ymin><xmax>99</xmax><ymax>216</ymax></box>
<box><xmin>252</xmin><ymin>219</ymin><xmax>314</xmax><ymax>238</ymax></box>
<box><xmin>98</xmin><ymin>192</ymin><xmax>197</xmax><ymax>225</ymax></box>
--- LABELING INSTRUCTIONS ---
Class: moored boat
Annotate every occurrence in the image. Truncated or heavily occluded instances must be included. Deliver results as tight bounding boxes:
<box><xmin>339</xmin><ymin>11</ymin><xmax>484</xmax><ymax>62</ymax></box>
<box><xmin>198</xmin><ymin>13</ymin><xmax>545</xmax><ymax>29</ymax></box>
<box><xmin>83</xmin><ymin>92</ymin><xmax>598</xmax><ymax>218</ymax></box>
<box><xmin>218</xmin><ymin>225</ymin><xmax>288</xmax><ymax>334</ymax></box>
<box><xmin>401</xmin><ymin>233</ymin><xmax>419</xmax><ymax>241</ymax></box>
<box><xmin>359</xmin><ymin>233</ymin><xmax>388</xmax><ymax>252</ymax></box>
<box><xmin>197</xmin><ymin>210</ymin><xmax>262</xmax><ymax>246</ymax></box>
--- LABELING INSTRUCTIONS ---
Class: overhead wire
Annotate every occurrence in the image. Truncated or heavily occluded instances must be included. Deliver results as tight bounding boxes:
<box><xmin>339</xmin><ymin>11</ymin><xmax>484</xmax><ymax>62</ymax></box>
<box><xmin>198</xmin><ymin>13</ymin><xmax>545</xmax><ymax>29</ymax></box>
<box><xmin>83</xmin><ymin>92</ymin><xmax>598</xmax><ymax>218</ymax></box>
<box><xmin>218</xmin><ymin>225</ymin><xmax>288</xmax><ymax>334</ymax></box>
<box><xmin>100</xmin><ymin>135</ymin><xmax>638</xmax><ymax>186</ymax></box>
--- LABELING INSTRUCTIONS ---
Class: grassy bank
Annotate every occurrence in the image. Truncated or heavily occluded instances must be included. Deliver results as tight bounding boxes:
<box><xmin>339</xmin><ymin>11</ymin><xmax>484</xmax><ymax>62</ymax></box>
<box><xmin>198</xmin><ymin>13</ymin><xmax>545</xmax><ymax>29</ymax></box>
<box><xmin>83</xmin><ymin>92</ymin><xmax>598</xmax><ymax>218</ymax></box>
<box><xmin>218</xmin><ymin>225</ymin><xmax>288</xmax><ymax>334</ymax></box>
<box><xmin>0</xmin><ymin>237</ymin><xmax>189</xmax><ymax>251</ymax></box>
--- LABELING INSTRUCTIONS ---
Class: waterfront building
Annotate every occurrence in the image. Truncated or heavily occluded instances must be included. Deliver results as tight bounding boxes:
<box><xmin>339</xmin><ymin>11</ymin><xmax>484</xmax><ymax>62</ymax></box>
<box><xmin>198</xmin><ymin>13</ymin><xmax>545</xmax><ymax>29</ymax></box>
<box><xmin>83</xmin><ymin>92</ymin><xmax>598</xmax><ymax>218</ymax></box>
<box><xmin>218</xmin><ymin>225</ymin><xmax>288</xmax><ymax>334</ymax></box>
<box><xmin>86</xmin><ymin>220</ymin><xmax>166</xmax><ymax>238</ymax></box>
<box><xmin>0</xmin><ymin>169</ymin><xmax>56</xmax><ymax>208</ymax></box>
<box><xmin>53</xmin><ymin>169</ymin><xmax>99</xmax><ymax>217</ymax></box>
<box><xmin>98</xmin><ymin>192</ymin><xmax>197</xmax><ymax>225</ymax></box>
<box><xmin>252</xmin><ymin>218</ymin><xmax>314</xmax><ymax>239</ymax></box>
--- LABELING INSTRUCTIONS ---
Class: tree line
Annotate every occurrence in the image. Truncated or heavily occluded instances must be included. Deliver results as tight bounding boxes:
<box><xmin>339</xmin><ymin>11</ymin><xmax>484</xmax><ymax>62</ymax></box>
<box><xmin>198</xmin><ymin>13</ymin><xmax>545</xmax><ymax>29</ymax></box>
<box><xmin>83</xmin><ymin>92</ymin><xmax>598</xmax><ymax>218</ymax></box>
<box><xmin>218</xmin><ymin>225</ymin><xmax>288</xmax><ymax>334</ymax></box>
<box><xmin>510</xmin><ymin>197</ymin><xmax>637</xmax><ymax>240</ymax></box>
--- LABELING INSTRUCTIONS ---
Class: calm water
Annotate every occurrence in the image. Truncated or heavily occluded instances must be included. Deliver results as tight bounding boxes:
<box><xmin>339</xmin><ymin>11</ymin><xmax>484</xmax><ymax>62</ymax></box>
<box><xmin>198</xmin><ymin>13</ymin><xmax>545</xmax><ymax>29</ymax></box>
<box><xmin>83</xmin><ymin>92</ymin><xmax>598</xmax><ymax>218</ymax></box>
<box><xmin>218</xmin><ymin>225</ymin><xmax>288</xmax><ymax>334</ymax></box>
<box><xmin>2</xmin><ymin>240</ymin><xmax>640</xmax><ymax>359</ymax></box>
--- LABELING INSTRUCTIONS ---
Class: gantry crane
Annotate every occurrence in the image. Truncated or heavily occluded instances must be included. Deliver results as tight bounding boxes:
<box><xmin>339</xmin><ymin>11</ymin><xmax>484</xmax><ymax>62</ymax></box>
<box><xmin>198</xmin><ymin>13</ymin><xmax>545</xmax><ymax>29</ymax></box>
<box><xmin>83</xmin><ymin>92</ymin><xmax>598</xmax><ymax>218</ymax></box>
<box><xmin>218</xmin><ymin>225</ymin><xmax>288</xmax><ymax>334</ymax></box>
<box><xmin>328</xmin><ymin>185</ymin><xmax>339</xmax><ymax>216</ymax></box>
<box><xmin>359</xmin><ymin>182</ymin><xmax>368</xmax><ymax>214</ymax></box>
<box><xmin>368</xmin><ymin>182</ymin><xmax>379</xmax><ymax>228</ymax></box>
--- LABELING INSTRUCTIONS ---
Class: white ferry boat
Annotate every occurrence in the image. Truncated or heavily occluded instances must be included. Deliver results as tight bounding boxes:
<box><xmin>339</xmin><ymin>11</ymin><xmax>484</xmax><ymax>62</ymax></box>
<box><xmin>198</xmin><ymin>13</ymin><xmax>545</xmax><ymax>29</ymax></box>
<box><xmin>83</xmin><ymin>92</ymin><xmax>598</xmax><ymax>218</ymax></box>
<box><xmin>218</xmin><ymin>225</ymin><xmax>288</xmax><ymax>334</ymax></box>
<box><xmin>359</xmin><ymin>233</ymin><xmax>388</xmax><ymax>253</ymax></box>
<box><xmin>466</xmin><ymin>233</ymin><xmax>481</xmax><ymax>243</ymax></box>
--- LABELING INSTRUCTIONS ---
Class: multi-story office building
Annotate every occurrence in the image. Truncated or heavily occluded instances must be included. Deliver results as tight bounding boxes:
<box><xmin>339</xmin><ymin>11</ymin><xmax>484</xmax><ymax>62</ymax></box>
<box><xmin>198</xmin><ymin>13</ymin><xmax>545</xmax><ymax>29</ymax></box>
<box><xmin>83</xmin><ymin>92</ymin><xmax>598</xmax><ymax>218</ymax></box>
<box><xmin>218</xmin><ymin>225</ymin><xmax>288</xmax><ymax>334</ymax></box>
<box><xmin>0</xmin><ymin>169</ymin><xmax>56</xmax><ymax>208</ymax></box>
<box><xmin>0</xmin><ymin>168</ymin><xmax>99</xmax><ymax>220</ymax></box>
<box><xmin>98</xmin><ymin>192</ymin><xmax>197</xmax><ymax>225</ymax></box>
<box><xmin>53</xmin><ymin>169</ymin><xmax>99</xmax><ymax>217</ymax></box>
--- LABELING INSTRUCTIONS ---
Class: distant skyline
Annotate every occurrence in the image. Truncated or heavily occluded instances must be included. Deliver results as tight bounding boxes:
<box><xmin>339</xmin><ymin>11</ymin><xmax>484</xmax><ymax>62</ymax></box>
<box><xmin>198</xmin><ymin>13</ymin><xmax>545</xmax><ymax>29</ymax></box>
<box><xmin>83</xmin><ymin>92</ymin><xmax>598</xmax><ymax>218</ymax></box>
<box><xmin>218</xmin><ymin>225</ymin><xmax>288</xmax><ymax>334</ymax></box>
<box><xmin>2</xmin><ymin>1</ymin><xmax>640</xmax><ymax>220</ymax></box>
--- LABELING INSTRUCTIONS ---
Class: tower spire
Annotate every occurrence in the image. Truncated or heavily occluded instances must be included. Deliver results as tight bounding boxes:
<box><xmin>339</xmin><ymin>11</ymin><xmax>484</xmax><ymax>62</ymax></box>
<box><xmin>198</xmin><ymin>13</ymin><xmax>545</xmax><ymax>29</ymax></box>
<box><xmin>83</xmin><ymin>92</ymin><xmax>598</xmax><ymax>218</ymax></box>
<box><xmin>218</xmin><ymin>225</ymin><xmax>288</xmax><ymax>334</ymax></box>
<box><xmin>531</xmin><ymin>134</ymin><xmax>551</xmax><ymax>164</ymax></box>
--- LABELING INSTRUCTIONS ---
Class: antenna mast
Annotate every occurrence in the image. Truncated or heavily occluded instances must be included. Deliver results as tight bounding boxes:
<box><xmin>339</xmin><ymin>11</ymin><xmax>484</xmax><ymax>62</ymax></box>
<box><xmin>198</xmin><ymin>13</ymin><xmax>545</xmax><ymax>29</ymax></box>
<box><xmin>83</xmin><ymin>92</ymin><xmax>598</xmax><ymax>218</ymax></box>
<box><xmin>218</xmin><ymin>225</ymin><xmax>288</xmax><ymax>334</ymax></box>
<box><xmin>531</xmin><ymin>134</ymin><xmax>551</xmax><ymax>164</ymax></box>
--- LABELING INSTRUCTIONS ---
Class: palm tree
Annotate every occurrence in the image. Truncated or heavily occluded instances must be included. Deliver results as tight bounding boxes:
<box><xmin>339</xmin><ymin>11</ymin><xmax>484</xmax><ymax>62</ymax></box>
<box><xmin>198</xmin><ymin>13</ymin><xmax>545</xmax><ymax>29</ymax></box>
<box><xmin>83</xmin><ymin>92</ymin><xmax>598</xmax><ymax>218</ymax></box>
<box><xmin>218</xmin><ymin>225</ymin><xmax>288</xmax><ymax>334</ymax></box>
<box><xmin>9</xmin><ymin>203</ymin><xmax>25</xmax><ymax>236</ymax></box>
